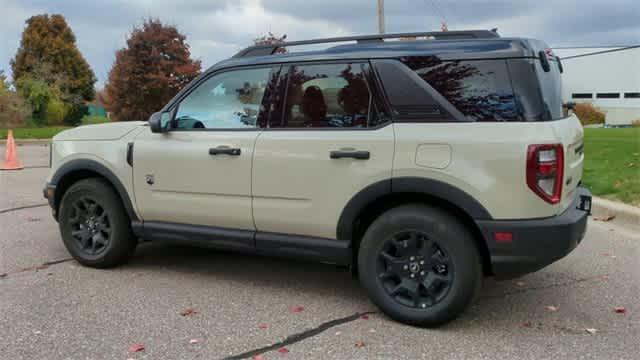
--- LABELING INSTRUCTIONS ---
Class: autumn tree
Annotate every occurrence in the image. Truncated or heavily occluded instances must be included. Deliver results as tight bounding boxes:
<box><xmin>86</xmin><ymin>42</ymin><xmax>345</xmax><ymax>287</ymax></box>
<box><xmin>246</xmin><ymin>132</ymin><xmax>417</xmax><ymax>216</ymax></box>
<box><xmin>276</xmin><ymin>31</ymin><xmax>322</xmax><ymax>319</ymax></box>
<box><xmin>104</xmin><ymin>19</ymin><xmax>201</xmax><ymax>121</ymax></box>
<box><xmin>11</xmin><ymin>14</ymin><xmax>96</xmax><ymax>102</ymax></box>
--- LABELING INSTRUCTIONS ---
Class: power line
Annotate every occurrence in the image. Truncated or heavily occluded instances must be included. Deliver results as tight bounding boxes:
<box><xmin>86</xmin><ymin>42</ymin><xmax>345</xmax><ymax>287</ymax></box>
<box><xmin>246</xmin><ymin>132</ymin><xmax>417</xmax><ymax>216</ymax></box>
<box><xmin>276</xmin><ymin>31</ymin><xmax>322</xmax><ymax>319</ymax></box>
<box><xmin>560</xmin><ymin>45</ymin><xmax>639</xmax><ymax>60</ymax></box>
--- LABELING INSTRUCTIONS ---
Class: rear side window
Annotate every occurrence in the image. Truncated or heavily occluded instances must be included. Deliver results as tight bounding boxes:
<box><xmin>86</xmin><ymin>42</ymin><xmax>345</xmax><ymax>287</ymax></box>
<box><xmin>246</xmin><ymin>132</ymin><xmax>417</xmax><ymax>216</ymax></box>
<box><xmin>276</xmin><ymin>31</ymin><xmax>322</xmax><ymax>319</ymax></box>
<box><xmin>401</xmin><ymin>58</ymin><xmax>519</xmax><ymax>121</ymax></box>
<box><xmin>534</xmin><ymin>56</ymin><xmax>564</xmax><ymax>120</ymax></box>
<box><xmin>270</xmin><ymin>63</ymin><xmax>372</xmax><ymax>128</ymax></box>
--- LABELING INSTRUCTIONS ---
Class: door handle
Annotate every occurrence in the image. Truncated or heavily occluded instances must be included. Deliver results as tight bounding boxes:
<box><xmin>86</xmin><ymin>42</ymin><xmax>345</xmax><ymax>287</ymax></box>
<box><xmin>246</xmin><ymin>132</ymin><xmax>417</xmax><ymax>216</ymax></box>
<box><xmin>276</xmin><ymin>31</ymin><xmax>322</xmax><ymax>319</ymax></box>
<box><xmin>209</xmin><ymin>146</ymin><xmax>241</xmax><ymax>156</ymax></box>
<box><xmin>330</xmin><ymin>150</ymin><xmax>370</xmax><ymax>160</ymax></box>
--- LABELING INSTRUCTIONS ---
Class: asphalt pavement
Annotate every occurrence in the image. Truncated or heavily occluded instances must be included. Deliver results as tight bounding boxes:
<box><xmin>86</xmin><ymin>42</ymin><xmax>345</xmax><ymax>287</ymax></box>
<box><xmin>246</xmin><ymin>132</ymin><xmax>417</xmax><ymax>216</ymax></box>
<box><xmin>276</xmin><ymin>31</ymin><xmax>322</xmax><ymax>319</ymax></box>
<box><xmin>1</xmin><ymin>144</ymin><xmax>638</xmax><ymax>360</ymax></box>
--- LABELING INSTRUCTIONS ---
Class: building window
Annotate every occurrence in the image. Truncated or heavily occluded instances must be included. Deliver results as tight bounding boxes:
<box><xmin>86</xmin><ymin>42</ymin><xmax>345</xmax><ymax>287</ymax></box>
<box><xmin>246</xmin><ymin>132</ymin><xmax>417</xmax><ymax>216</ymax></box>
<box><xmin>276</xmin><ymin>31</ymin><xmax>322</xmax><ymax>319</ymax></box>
<box><xmin>624</xmin><ymin>92</ymin><xmax>640</xmax><ymax>99</ymax></box>
<box><xmin>596</xmin><ymin>93</ymin><xmax>620</xmax><ymax>99</ymax></box>
<box><xmin>572</xmin><ymin>93</ymin><xmax>592</xmax><ymax>99</ymax></box>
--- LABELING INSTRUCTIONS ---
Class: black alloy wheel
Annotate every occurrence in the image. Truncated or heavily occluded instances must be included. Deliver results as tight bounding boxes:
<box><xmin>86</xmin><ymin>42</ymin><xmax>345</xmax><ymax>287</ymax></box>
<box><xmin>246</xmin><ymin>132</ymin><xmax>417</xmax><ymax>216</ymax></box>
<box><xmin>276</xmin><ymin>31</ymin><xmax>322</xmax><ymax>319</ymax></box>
<box><xmin>377</xmin><ymin>231</ymin><xmax>453</xmax><ymax>309</ymax></box>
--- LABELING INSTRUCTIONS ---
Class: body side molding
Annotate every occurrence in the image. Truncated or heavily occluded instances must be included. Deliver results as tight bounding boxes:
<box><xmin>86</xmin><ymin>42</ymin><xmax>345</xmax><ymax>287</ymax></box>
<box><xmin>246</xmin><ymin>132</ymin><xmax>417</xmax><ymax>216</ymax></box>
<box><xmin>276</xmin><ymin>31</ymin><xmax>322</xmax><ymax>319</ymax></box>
<box><xmin>134</xmin><ymin>221</ymin><xmax>352</xmax><ymax>265</ymax></box>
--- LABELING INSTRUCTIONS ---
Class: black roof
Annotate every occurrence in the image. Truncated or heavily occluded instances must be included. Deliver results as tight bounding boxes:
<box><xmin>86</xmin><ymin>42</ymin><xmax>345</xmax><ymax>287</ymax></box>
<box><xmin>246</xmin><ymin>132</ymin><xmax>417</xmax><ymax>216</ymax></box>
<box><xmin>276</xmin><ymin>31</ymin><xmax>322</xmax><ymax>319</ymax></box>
<box><xmin>203</xmin><ymin>31</ymin><xmax>548</xmax><ymax>75</ymax></box>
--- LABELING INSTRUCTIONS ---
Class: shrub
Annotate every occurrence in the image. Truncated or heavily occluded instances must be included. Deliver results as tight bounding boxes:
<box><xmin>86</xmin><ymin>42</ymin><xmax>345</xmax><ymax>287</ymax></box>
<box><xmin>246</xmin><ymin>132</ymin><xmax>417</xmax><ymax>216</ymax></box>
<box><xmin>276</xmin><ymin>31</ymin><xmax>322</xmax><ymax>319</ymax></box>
<box><xmin>0</xmin><ymin>89</ymin><xmax>30</xmax><ymax>128</ymax></box>
<box><xmin>574</xmin><ymin>102</ymin><xmax>605</xmax><ymax>125</ymax></box>
<box><xmin>632</xmin><ymin>119</ymin><xmax>640</xmax><ymax>128</ymax></box>
<box><xmin>16</xmin><ymin>77</ymin><xmax>52</xmax><ymax>125</ymax></box>
<box><xmin>63</xmin><ymin>103</ymin><xmax>88</xmax><ymax>126</ymax></box>
<box><xmin>45</xmin><ymin>97</ymin><xmax>66</xmax><ymax>125</ymax></box>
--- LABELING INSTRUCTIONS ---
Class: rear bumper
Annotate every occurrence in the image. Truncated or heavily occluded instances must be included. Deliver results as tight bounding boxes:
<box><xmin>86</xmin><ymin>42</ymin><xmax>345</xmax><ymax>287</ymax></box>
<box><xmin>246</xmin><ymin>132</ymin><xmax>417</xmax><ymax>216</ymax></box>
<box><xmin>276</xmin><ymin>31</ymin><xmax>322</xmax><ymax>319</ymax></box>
<box><xmin>477</xmin><ymin>186</ymin><xmax>591</xmax><ymax>279</ymax></box>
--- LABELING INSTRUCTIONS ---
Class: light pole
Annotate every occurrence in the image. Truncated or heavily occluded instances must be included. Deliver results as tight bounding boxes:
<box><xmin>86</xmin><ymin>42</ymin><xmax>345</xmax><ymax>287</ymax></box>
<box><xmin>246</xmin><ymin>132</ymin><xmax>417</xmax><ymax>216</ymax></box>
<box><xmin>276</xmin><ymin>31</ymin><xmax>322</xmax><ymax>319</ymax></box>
<box><xmin>377</xmin><ymin>0</ymin><xmax>385</xmax><ymax>34</ymax></box>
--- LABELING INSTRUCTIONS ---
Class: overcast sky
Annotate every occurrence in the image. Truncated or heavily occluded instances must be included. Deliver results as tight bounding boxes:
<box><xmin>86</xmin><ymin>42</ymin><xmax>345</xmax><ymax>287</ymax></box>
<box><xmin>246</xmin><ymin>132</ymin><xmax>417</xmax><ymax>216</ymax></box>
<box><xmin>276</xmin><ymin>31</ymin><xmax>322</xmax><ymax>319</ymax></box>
<box><xmin>1</xmin><ymin>0</ymin><xmax>638</xmax><ymax>86</ymax></box>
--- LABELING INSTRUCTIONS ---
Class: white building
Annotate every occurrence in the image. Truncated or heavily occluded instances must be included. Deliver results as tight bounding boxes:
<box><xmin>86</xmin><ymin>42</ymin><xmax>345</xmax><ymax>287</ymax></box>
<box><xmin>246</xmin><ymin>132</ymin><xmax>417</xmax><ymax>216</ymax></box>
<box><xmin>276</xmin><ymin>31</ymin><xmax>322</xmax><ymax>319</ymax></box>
<box><xmin>553</xmin><ymin>46</ymin><xmax>640</xmax><ymax>125</ymax></box>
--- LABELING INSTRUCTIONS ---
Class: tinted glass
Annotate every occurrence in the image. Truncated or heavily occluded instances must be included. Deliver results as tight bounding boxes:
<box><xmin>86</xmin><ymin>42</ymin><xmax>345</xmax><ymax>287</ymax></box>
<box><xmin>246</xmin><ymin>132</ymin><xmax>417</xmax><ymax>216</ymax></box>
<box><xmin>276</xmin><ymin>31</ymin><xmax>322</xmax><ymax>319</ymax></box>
<box><xmin>175</xmin><ymin>67</ymin><xmax>274</xmax><ymax>129</ymax></box>
<box><xmin>274</xmin><ymin>63</ymin><xmax>371</xmax><ymax>128</ymax></box>
<box><xmin>402</xmin><ymin>58</ymin><xmax>519</xmax><ymax>122</ymax></box>
<box><xmin>535</xmin><ymin>57</ymin><xmax>564</xmax><ymax>120</ymax></box>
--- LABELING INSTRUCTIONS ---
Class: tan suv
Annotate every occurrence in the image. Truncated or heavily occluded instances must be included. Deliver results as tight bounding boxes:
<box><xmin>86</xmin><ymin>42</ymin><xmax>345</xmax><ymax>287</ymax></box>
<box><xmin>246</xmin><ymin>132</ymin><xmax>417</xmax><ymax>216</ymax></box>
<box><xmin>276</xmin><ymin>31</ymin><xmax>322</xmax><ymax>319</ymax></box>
<box><xmin>43</xmin><ymin>31</ymin><xmax>592</xmax><ymax>326</ymax></box>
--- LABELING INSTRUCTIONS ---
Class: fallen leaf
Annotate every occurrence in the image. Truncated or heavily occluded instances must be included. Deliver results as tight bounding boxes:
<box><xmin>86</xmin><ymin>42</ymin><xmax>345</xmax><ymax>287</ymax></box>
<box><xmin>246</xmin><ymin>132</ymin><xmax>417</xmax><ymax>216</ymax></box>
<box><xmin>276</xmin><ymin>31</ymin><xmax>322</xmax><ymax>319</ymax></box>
<box><xmin>613</xmin><ymin>307</ymin><xmax>626</xmax><ymax>314</ymax></box>
<box><xmin>585</xmin><ymin>328</ymin><xmax>597</xmax><ymax>334</ymax></box>
<box><xmin>594</xmin><ymin>215</ymin><xmax>615</xmax><ymax>222</ymax></box>
<box><xmin>516</xmin><ymin>281</ymin><xmax>525</xmax><ymax>287</ymax></box>
<box><xmin>601</xmin><ymin>275</ymin><xmax>609</xmax><ymax>280</ymax></box>
<box><xmin>277</xmin><ymin>347</ymin><xmax>289</xmax><ymax>354</ymax></box>
<box><xmin>334</xmin><ymin>331</ymin><xmax>341</xmax><ymax>336</ymax></box>
<box><xmin>355</xmin><ymin>341</ymin><xmax>365</xmax><ymax>348</ymax></box>
<box><xmin>129</xmin><ymin>343</ymin><xmax>145</xmax><ymax>353</ymax></box>
<box><xmin>258</xmin><ymin>323</ymin><xmax>268</xmax><ymax>330</ymax></box>
<box><xmin>521</xmin><ymin>321</ymin><xmax>532</xmax><ymax>328</ymax></box>
<box><xmin>613</xmin><ymin>180</ymin><xmax>622</xmax><ymax>188</ymax></box>
<box><xmin>189</xmin><ymin>338</ymin><xmax>200</xmax><ymax>344</ymax></box>
<box><xmin>546</xmin><ymin>305</ymin><xmax>558</xmax><ymax>312</ymax></box>
<box><xmin>290</xmin><ymin>305</ymin><xmax>304</xmax><ymax>313</ymax></box>
<box><xmin>369</xmin><ymin>328</ymin><xmax>376</xmax><ymax>333</ymax></box>
<box><xmin>360</xmin><ymin>314</ymin><xmax>369</xmax><ymax>320</ymax></box>
<box><xmin>0</xmin><ymin>273</ymin><xmax>6</xmax><ymax>278</ymax></box>
<box><xmin>252</xmin><ymin>355</ymin><xmax>265</xmax><ymax>360</ymax></box>
<box><xmin>180</xmin><ymin>307</ymin><xmax>196</xmax><ymax>316</ymax></box>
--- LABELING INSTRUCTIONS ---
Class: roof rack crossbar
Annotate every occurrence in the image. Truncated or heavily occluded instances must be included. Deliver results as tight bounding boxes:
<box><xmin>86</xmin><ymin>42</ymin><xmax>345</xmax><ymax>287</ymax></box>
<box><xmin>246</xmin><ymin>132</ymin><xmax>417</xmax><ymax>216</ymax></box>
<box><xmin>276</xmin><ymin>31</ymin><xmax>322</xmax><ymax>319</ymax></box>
<box><xmin>233</xmin><ymin>30</ymin><xmax>499</xmax><ymax>58</ymax></box>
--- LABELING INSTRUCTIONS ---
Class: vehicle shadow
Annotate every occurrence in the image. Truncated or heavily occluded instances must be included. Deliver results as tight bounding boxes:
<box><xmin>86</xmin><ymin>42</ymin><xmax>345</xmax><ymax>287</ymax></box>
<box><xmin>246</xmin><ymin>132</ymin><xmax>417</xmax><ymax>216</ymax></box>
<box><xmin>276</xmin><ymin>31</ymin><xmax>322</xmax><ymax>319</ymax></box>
<box><xmin>123</xmin><ymin>241</ymin><xmax>555</xmax><ymax>329</ymax></box>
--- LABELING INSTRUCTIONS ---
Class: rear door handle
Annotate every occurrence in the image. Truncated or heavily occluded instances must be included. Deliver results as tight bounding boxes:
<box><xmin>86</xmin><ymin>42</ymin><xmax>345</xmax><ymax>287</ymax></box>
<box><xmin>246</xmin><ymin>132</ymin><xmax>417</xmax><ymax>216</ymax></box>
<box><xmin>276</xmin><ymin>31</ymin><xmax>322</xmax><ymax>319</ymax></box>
<box><xmin>330</xmin><ymin>150</ymin><xmax>370</xmax><ymax>160</ymax></box>
<box><xmin>209</xmin><ymin>146</ymin><xmax>241</xmax><ymax>156</ymax></box>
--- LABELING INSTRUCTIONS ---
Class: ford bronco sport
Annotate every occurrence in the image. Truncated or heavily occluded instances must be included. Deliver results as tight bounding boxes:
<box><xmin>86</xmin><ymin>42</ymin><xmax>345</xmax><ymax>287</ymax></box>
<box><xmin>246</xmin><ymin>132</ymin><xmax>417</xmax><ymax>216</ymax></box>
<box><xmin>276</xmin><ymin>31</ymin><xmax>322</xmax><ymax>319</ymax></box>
<box><xmin>44</xmin><ymin>30</ymin><xmax>591</xmax><ymax>326</ymax></box>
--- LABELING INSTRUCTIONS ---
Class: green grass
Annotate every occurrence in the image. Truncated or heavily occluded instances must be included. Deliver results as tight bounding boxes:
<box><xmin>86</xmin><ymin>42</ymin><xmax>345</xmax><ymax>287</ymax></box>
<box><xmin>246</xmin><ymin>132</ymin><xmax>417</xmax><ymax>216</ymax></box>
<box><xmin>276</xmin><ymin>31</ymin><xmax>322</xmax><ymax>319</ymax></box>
<box><xmin>583</xmin><ymin>128</ymin><xmax>640</xmax><ymax>206</ymax></box>
<box><xmin>0</xmin><ymin>126</ymin><xmax>70</xmax><ymax>139</ymax></box>
<box><xmin>81</xmin><ymin>115</ymin><xmax>109</xmax><ymax>125</ymax></box>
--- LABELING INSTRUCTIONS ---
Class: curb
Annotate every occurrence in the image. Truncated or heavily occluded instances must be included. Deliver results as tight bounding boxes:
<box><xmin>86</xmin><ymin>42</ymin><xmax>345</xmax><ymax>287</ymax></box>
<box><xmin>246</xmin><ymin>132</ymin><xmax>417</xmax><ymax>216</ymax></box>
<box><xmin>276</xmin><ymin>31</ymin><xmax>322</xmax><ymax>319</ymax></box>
<box><xmin>0</xmin><ymin>139</ymin><xmax>50</xmax><ymax>145</ymax></box>
<box><xmin>592</xmin><ymin>196</ymin><xmax>640</xmax><ymax>228</ymax></box>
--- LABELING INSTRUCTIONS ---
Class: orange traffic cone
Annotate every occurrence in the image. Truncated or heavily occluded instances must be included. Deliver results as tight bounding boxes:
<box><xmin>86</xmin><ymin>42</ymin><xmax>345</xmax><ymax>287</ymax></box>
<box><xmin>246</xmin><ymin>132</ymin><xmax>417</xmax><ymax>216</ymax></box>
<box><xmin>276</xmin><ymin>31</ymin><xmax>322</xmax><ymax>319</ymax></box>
<box><xmin>1</xmin><ymin>130</ymin><xmax>23</xmax><ymax>170</ymax></box>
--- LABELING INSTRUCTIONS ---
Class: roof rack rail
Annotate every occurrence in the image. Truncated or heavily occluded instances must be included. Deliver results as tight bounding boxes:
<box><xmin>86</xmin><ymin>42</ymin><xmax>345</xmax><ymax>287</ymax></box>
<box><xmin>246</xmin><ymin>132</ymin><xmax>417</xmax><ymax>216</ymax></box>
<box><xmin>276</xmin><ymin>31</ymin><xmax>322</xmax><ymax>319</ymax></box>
<box><xmin>233</xmin><ymin>30</ymin><xmax>499</xmax><ymax>58</ymax></box>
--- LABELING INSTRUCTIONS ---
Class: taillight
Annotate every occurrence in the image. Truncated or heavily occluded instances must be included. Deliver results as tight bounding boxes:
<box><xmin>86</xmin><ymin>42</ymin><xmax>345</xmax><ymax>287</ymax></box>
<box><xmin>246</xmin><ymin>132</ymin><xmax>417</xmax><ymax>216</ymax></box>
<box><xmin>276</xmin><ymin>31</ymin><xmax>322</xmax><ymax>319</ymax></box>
<box><xmin>527</xmin><ymin>144</ymin><xmax>564</xmax><ymax>204</ymax></box>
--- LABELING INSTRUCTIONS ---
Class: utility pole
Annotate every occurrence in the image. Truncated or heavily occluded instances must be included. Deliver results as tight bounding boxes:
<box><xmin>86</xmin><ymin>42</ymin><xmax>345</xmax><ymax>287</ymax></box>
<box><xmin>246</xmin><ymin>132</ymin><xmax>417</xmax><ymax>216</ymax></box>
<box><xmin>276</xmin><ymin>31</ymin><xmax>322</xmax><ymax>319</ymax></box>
<box><xmin>377</xmin><ymin>0</ymin><xmax>385</xmax><ymax>34</ymax></box>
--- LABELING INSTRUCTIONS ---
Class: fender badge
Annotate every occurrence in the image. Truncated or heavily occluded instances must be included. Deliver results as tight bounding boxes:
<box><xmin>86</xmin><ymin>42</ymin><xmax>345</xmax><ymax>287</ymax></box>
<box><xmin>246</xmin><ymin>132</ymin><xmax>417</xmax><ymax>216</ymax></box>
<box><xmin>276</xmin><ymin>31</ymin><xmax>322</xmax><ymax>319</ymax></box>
<box><xmin>145</xmin><ymin>174</ymin><xmax>155</xmax><ymax>185</ymax></box>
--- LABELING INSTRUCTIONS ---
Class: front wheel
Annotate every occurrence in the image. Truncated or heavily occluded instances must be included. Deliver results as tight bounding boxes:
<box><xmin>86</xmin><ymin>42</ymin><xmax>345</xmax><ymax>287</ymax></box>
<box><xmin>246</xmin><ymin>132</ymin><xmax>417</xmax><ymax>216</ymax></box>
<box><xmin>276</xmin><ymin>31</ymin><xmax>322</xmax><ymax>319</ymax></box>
<box><xmin>358</xmin><ymin>204</ymin><xmax>482</xmax><ymax>327</ymax></box>
<box><xmin>58</xmin><ymin>178</ymin><xmax>136</xmax><ymax>268</ymax></box>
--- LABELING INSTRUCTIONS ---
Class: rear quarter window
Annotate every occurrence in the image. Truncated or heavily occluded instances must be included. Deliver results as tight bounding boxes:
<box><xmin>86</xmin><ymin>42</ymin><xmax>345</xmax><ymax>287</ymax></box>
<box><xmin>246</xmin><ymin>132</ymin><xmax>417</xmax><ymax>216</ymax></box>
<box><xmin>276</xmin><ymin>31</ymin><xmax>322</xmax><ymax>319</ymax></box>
<box><xmin>401</xmin><ymin>57</ymin><xmax>519</xmax><ymax>121</ymax></box>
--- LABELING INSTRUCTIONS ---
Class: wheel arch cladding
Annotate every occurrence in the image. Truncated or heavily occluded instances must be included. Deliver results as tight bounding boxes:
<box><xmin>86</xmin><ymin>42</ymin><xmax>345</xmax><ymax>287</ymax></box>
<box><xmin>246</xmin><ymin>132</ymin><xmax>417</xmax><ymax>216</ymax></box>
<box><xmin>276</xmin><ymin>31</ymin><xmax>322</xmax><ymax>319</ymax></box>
<box><xmin>50</xmin><ymin>159</ymin><xmax>138</xmax><ymax>221</ymax></box>
<box><xmin>337</xmin><ymin>177</ymin><xmax>493</xmax><ymax>275</ymax></box>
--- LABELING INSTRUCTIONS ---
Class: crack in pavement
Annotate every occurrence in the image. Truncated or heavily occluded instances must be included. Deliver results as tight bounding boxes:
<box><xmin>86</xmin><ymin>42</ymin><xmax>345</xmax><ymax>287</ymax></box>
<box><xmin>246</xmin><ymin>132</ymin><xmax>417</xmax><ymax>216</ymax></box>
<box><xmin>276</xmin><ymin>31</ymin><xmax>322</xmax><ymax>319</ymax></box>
<box><xmin>480</xmin><ymin>275</ymin><xmax>605</xmax><ymax>299</ymax></box>
<box><xmin>222</xmin><ymin>311</ymin><xmax>376</xmax><ymax>360</ymax></box>
<box><xmin>0</xmin><ymin>203</ymin><xmax>48</xmax><ymax>214</ymax></box>
<box><xmin>0</xmin><ymin>258</ymin><xmax>74</xmax><ymax>279</ymax></box>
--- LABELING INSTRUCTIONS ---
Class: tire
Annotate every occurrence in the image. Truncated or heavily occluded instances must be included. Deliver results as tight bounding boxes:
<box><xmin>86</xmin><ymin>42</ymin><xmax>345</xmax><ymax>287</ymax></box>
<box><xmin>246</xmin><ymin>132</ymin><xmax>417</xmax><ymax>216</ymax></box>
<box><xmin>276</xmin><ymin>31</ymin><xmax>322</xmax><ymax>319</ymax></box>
<box><xmin>358</xmin><ymin>204</ymin><xmax>482</xmax><ymax>327</ymax></box>
<box><xmin>58</xmin><ymin>178</ymin><xmax>136</xmax><ymax>268</ymax></box>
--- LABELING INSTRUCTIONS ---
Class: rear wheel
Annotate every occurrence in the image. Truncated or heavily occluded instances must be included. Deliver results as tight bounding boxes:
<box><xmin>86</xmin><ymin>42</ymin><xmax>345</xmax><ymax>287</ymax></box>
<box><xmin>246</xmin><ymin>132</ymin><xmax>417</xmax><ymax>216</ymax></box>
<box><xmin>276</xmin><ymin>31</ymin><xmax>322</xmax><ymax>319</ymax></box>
<box><xmin>59</xmin><ymin>178</ymin><xmax>136</xmax><ymax>268</ymax></box>
<box><xmin>358</xmin><ymin>204</ymin><xmax>482</xmax><ymax>326</ymax></box>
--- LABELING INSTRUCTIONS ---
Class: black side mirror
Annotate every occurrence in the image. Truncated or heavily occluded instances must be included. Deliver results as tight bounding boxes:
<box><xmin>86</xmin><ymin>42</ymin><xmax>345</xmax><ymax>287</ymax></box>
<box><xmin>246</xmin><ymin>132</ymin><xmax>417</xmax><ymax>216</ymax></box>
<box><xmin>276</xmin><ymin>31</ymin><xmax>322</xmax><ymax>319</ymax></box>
<box><xmin>149</xmin><ymin>111</ymin><xmax>172</xmax><ymax>133</ymax></box>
